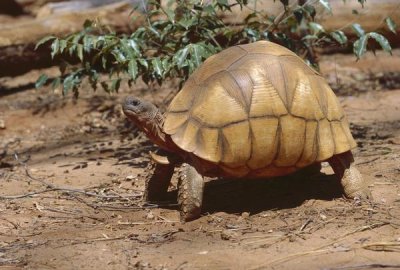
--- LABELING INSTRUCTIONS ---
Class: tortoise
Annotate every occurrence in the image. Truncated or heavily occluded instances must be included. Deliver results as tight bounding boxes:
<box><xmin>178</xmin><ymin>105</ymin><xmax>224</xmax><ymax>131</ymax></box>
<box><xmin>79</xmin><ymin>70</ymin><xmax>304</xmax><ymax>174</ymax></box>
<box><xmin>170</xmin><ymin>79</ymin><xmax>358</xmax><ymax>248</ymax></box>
<box><xmin>123</xmin><ymin>41</ymin><xmax>371</xmax><ymax>221</ymax></box>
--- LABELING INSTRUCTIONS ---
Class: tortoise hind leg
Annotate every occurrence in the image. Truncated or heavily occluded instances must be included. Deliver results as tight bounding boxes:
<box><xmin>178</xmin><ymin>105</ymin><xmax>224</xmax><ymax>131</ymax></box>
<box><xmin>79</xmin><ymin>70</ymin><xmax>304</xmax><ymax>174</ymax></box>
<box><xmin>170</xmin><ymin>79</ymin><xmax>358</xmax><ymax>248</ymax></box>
<box><xmin>144</xmin><ymin>161</ymin><xmax>174</xmax><ymax>202</ymax></box>
<box><xmin>328</xmin><ymin>151</ymin><xmax>371</xmax><ymax>200</ymax></box>
<box><xmin>178</xmin><ymin>163</ymin><xmax>205</xmax><ymax>222</ymax></box>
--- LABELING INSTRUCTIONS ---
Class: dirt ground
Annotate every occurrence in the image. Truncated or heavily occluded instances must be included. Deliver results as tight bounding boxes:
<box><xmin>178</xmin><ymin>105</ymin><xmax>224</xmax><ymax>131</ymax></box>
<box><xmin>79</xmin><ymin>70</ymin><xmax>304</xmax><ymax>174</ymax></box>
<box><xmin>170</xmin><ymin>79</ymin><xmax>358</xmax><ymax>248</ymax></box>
<box><xmin>1</xmin><ymin>49</ymin><xmax>400</xmax><ymax>270</ymax></box>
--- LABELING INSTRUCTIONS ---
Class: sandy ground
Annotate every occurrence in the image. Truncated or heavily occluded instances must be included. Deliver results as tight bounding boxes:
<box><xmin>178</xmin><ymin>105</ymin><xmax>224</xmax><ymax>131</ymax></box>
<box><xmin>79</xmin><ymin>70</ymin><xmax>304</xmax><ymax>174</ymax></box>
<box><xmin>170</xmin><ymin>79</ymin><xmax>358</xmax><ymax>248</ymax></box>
<box><xmin>1</xmin><ymin>50</ymin><xmax>400</xmax><ymax>270</ymax></box>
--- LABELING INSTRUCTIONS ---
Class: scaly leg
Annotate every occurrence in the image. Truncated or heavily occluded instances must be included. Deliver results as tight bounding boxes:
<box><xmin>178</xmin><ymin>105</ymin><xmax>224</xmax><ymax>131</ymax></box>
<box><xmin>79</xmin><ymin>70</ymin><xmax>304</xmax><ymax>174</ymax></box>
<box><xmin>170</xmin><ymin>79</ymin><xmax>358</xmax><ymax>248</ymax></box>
<box><xmin>328</xmin><ymin>151</ymin><xmax>371</xmax><ymax>200</ymax></box>
<box><xmin>144</xmin><ymin>161</ymin><xmax>175</xmax><ymax>202</ymax></box>
<box><xmin>178</xmin><ymin>163</ymin><xmax>204</xmax><ymax>222</ymax></box>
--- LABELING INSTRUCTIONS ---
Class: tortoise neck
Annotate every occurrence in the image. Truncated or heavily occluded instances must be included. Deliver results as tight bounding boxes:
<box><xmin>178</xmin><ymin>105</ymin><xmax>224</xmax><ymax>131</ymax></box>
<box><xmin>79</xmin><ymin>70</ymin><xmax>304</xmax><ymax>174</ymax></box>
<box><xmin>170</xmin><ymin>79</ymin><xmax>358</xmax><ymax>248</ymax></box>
<box><xmin>141</xmin><ymin>110</ymin><xmax>178</xmax><ymax>153</ymax></box>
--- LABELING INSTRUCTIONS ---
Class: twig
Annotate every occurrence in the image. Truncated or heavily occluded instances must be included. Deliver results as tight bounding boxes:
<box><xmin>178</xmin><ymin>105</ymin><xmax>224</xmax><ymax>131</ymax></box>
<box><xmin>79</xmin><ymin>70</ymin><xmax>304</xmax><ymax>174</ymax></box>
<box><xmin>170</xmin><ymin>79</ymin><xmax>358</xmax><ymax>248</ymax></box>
<box><xmin>33</xmin><ymin>202</ymin><xmax>105</xmax><ymax>221</ymax></box>
<box><xmin>362</xmin><ymin>242</ymin><xmax>400</xmax><ymax>252</ymax></box>
<box><xmin>0</xmin><ymin>188</ymin><xmax>59</xmax><ymax>199</ymax></box>
<box><xmin>0</xmin><ymin>217</ymin><xmax>19</xmax><ymax>229</ymax></box>
<box><xmin>117</xmin><ymin>220</ymin><xmax>178</xmax><ymax>225</ymax></box>
<box><xmin>250</xmin><ymin>222</ymin><xmax>388</xmax><ymax>269</ymax></box>
<box><xmin>356</xmin><ymin>157</ymin><xmax>380</xmax><ymax>166</ymax></box>
<box><xmin>6</xmin><ymin>153</ymin><xmax>142</xmax><ymax>200</ymax></box>
<box><xmin>299</xmin><ymin>218</ymin><xmax>313</xmax><ymax>232</ymax></box>
<box><xmin>252</xmin><ymin>248</ymin><xmax>346</xmax><ymax>270</ymax></box>
<box><xmin>242</xmin><ymin>235</ymin><xmax>287</xmax><ymax>246</ymax></box>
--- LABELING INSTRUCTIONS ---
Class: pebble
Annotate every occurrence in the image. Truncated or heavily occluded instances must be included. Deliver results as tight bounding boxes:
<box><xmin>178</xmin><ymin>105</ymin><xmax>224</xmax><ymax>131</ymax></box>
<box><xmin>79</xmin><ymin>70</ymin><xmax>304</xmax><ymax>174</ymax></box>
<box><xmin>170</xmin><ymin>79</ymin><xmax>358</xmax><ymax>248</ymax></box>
<box><xmin>220</xmin><ymin>229</ymin><xmax>239</xmax><ymax>240</ymax></box>
<box><xmin>146</xmin><ymin>211</ymin><xmax>155</xmax><ymax>220</ymax></box>
<box><xmin>241</xmin><ymin>212</ymin><xmax>250</xmax><ymax>219</ymax></box>
<box><xmin>0</xmin><ymin>119</ymin><xmax>5</xmax><ymax>129</ymax></box>
<box><xmin>125</xmin><ymin>175</ymin><xmax>135</xmax><ymax>181</ymax></box>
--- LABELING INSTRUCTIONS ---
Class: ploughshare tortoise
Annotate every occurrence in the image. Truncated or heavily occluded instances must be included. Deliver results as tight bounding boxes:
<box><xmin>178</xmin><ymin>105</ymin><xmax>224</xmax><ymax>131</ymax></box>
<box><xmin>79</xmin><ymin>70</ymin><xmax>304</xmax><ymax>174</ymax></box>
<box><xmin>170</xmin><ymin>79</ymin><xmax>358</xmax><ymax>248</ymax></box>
<box><xmin>123</xmin><ymin>41</ymin><xmax>371</xmax><ymax>221</ymax></box>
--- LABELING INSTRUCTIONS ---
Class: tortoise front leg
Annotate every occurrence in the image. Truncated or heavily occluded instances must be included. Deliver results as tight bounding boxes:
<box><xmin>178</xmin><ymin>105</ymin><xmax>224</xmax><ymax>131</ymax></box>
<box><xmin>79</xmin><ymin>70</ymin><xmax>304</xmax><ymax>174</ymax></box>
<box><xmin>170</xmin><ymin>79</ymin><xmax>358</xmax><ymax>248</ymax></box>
<box><xmin>144</xmin><ymin>161</ymin><xmax>174</xmax><ymax>202</ymax></box>
<box><xmin>328</xmin><ymin>151</ymin><xmax>371</xmax><ymax>200</ymax></box>
<box><xmin>178</xmin><ymin>163</ymin><xmax>205</xmax><ymax>222</ymax></box>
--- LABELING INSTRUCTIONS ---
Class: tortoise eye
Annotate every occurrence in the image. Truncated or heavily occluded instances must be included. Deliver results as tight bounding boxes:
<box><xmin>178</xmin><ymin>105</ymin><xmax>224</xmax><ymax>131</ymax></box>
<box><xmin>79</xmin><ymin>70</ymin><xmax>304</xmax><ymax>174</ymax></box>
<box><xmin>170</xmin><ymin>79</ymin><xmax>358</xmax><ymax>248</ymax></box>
<box><xmin>129</xmin><ymin>98</ymin><xmax>140</xmax><ymax>107</ymax></box>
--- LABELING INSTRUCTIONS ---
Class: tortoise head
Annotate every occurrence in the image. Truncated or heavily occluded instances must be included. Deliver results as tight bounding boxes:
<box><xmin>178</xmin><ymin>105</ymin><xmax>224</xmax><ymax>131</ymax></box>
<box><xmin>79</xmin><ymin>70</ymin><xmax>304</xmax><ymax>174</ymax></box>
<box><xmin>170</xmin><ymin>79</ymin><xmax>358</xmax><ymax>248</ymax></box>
<box><xmin>123</xmin><ymin>96</ymin><xmax>159</xmax><ymax>126</ymax></box>
<box><xmin>123</xmin><ymin>96</ymin><xmax>178</xmax><ymax>153</ymax></box>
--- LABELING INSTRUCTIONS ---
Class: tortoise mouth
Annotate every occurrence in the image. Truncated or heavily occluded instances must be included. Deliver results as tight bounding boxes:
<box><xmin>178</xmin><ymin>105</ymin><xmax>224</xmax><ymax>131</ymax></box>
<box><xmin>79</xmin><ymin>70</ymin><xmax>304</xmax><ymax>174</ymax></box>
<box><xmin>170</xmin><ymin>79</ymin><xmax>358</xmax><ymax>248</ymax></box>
<box><xmin>123</xmin><ymin>96</ymin><xmax>143</xmax><ymax>116</ymax></box>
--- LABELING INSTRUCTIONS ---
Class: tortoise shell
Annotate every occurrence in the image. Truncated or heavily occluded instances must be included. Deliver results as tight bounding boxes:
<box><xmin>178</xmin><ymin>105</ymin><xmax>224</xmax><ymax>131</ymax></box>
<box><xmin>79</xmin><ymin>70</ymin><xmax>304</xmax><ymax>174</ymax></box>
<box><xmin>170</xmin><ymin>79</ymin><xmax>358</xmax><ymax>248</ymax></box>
<box><xmin>163</xmin><ymin>41</ymin><xmax>356</xmax><ymax>177</ymax></box>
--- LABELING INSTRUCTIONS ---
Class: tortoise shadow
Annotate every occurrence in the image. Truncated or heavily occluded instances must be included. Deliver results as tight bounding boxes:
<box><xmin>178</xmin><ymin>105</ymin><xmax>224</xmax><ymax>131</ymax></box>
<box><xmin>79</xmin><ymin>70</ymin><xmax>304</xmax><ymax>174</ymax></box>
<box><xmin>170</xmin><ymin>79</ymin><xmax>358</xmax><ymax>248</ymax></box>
<box><xmin>202</xmin><ymin>172</ymin><xmax>343</xmax><ymax>215</ymax></box>
<box><xmin>175</xmin><ymin>171</ymin><xmax>344</xmax><ymax>216</ymax></box>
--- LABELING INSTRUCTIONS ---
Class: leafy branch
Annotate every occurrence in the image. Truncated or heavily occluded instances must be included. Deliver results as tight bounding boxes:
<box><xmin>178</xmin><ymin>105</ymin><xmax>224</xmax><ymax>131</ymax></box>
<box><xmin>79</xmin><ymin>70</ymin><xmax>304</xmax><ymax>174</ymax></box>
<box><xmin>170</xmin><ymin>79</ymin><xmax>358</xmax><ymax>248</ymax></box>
<box><xmin>35</xmin><ymin>0</ymin><xmax>397</xmax><ymax>96</ymax></box>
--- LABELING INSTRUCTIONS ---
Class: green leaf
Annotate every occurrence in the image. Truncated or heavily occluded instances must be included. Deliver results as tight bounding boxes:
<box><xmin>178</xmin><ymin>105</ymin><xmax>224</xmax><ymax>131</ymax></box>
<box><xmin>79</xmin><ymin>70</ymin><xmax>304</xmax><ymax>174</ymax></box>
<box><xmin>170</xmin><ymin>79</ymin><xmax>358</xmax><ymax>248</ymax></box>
<box><xmin>163</xmin><ymin>8</ymin><xmax>175</xmax><ymax>22</ymax></box>
<box><xmin>190</xmin><ymin>44</ymin><xmax>204</xmax><ymax>67</ymax></box>
<box><xmin>77</xmin><ymin>44</ymin><xmax>84</xmax><ymax>61</ymax></box>
<box><xmin>102</xmin><ymin>56</ymin><xmax>107</xmax><ymax>69</ymax></box>
<box><xmin>174</xmin><ymin>46</ymin><xmax>189</xmax><ymax>68</ymax></box>
<box><xmin>385</xmin><ymin>17</ymin><xmax>397</xmax><ymax>34</ymax></box>
<box><xmin>152</xmin><ymin>58</ymin><xmax>163</xmax><ymax>77</ymax></box>
<box><xmin>128</xmin><ymin>60</ymin><xmax>138</xmax><ymax>80</ymax></box>
<box><xmin>51</xmin><ymin>77</ymin><xmax>61</xmax><ymax>90</ymax></box>
<box><xmin>351</xmin><ymin>23</ymin><xmax>365</xmax><ymax>37</ymax></box>
<box><xmin>178</xmin><ymin>18</ymin><xmax>195</xmax><ymax>30</ymax></box>
<box><xmin>35</xmin><ymin>36</ymin><xmax>56</xmax><ymax>50</ymax></box>
<box><xmin>303</xmin><ymin>5</ymin><xmax>316</xmax><ymax>19</ymax></box>
<box><xmin>353</xmin><ymin>35</ymin><xmax>368</xmax><ymax>59</ymax></box>
<box><xmin>127</xmin><ymin>39</ymin><xmax>141</xmax><ymax>55</ymax></box>
<box><xmin>50</xmin><ymin>39</ymin><xmax>60</xmax><ymax>58</ymax></box>
<box><xmin>309</xmin><ymin>22</ymin><xmax>325</xmax><ymax>35</ymax></box>
<box><xmin>112</xmin><ymin>49</ymin><xmax>126</xmax><ymax>63</ymax></box>
<box><xmin>63</xmin><ymin>74</ymin><xmax>78</xmax><ymax>95</ymax></box>
<box><xmin>368</xmin><ymin>32</ymin><xmax>392</xmax><ymax>54</ymax></box>
<box><xmin>101</xmin><ymin>81</ymin><xmax>110</xmax><ymax>93</ymax></box>
<box><xmin>318</xmin><ymin>0</ymin><xmax>332</xmax><ymax>13</ymax></box>
<box><xmin>59</xmin><ymin>39</ymin><xmax>67</xmax><ymax>54</ymax></box>
<box><xmin>35</xmin><ymin>74</ymin><xmax>48</xmax><ymax>89</ymax></box>
<box><xmin>217</xmin><ymin>0</ymin><xmax>228</xmax><ymax>5</ymax></box>
<box><xmin>161</xmin><ymin>58</ymin><xmax>171</xmax><ymax>75</ymax></box>
<box><xmin>83</xmin><ymin>35</ymin><xmax>92</xmax><ymax>53</ymax></box>
<box><xmin>330</xmin><ymin>30</ymin><xmax>348</xmax><ymax>45</ymax></box>
<box><xmin>302</xmin><ymin>35</ymin><xmax>318</xmax><ymax>41</ymax></box>
<box><xmin>138</xmin><ymin>58</ymin><xmax>149</xmax><ymax>69</ymax></box>
<box><xmin>111</xmin><ymin>78</ymin><xmax>121</xmax><ymax>92</ymax></box>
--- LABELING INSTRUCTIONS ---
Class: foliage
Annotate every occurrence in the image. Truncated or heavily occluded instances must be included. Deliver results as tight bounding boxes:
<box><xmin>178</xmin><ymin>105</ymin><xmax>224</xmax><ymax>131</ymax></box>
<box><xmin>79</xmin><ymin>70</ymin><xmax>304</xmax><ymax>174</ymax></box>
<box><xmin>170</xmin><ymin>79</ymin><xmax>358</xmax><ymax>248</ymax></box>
<box><xmin>35</xmin><ymin>0</ymin><xmax>397</xmax><ymax>96</ymax></box>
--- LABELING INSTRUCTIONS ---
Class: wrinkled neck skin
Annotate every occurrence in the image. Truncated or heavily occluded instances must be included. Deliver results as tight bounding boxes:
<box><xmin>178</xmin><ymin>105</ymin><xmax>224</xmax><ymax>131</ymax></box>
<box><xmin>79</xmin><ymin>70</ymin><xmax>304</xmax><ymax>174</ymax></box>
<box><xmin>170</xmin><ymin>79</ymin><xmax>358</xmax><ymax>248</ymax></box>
<box><xmin>133</xmin><ymin>109</ymin><xmax>179</xmax><ymax>154</ymax></box>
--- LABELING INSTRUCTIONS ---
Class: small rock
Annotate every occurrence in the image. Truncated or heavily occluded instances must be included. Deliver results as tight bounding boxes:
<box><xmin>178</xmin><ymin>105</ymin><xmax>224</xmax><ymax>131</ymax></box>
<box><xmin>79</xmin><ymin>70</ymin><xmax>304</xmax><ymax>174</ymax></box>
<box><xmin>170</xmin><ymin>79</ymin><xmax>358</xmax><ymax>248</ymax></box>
<box><xmin>220</xmin><ymin>229</ymin><xmax>239</xmax><ymax>240</ymax></box>
<box><xmin>146</xmin><ymin>211</ymin><xmax>155</xmax><ymax>220</ymax></box>
<box><xmin>320</xmin><ymin>214</ymin><xmax>327</xmax><ymax>220</ymax></box>
<box><xmin>241</xmin><ymin>212</ymin><xmax>250</xmax><ymax>219</ymax></box>
<box><xmin>125</xmin><ymin>175</ymin><xmax>135</xmax><ymax>181</ymax></box>
<box><xmin>225</xmin><ymin>223</ymin><xmax>240</xmax><ymax>229</ymax></box>
<box><xmin>111</xmin><ymin>178</ymin><xmax>121</xmax><ymax>184</ymax></box>
<box><xmin>0</xmin><ymin>119</ymin><xmax>5</xmax><ymax>129</ymax></box>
